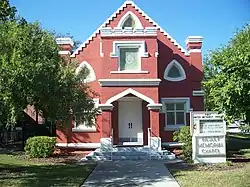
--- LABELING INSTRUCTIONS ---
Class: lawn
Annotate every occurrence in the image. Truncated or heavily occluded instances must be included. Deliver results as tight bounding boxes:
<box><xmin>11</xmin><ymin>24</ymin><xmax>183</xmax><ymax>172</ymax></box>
<box><xmin>0</xmin><ymin>153</ymin><xmax>96</xmax><ymax>187</ymax></box>
<box><xmin>168</xmin><ymin>162</ymin><xmax>250</xmax><ymax>187</ymax></box>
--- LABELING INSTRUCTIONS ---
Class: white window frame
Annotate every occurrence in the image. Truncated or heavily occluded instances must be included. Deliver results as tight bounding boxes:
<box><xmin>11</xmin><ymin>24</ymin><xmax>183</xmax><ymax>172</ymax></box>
<box><xmin>117</xmin><ymin>11</ymin><xmax>143</xmax><ymax>29</ymax></box>
<box><xmin>164</xmin><ymin>59</ymin><xmax>186</xmax><ymax>82</ymax></box>
<box><xmin>72</xmin><ymin>98</ymin><xmax>99</xmax><ymax>132</ymax></box>
<box><xmin>75</xmin><ymin>61</ymin><xmax>96</xmax><ymax>83</ymax></box>
<box><xmin>161</xmin><ymin>98</ymin><xmax>190</xmax><ymax>131</ymax></box>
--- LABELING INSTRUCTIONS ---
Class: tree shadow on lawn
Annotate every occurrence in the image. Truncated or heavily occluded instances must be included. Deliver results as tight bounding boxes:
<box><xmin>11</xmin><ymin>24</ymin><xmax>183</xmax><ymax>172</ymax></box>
<box><xmin>0</xmin><ymin>162</ymin><xmax>95</xmax><ymax>187</ymax></box>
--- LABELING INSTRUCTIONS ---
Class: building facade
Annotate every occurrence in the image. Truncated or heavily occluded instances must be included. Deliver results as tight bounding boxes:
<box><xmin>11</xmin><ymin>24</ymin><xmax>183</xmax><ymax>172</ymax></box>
<box><xmin>56</xmin><ymin>0</ymin><xmax>204</xmax><ymax>150</ymax></box>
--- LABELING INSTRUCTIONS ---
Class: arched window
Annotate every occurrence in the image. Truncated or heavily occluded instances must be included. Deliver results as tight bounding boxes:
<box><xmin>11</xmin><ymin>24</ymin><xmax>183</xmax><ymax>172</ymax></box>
<box><xmin>75</xmin><ymin>61</ymin><xmax>96</xmax><ymax>83</ymax></box>
<box><xmin>122</xmin><ymin>15</ymin><xmax>135</xmax><ymax>29</ymax></box>
<box><xmin>117</xmin><ymin>11</ymin><xmax>143</xmax><ymax>29</ymax></box>
<box><xmin>164</xmin><ymin>60</ymin><xmax>186</xmax><ymax>82</ymax></box>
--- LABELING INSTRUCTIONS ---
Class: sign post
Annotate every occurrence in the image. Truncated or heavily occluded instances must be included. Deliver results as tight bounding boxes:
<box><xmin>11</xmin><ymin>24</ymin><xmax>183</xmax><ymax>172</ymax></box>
<box><xmin>190</xmin><ymin>111</ymin><xmax>226</xmax><ymax>163</ymax></box>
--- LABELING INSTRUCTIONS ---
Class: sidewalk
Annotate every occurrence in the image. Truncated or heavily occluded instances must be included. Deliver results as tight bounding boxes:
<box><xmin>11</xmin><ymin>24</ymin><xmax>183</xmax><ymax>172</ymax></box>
<box><xmin>81</xmin><ymin>160</ymin><xmax>180</xmax><ymax>187</ymax></box>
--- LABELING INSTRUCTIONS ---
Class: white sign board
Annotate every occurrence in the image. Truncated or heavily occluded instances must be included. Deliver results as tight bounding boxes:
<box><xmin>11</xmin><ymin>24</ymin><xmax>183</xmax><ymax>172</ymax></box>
<box><xmin>196</xmin><ymin>136</ymin><xmax>226</xmax><ymax>156</ymax></box>
<box><xmin>190</xmin><ymin>111</ymin><xmax>226</xmax><ymax>163</ymax></box>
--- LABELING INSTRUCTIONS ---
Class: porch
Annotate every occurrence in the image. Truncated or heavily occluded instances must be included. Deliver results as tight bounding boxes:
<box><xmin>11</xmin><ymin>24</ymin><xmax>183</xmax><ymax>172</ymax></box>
<box><xmin>99</xmin><ymin>88</ymin><xmax>162</xmax><ymax>150</ymax></box>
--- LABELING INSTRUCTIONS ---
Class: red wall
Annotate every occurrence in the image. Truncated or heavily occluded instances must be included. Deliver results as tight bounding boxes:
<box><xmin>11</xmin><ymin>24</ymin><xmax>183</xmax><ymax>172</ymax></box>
<box><xmin>56</xmin><ymin>3</ymin><xmax>204</xmax><ymax>144</ymax></box>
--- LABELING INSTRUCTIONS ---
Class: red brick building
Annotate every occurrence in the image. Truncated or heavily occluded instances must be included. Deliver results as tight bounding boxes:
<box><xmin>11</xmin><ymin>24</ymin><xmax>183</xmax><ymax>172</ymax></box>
<box><xmin>56</xmin><ymin>1</ymin><xmax>204</xmax><ymax>150</ymax></box>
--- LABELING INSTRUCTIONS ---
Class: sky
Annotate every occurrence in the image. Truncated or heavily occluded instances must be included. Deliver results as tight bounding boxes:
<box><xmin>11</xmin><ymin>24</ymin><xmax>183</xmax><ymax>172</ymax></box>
<box><xmin>10</xmin><ymin>0</ymin><xmax>250</xmax><ymax>56</ymax></box>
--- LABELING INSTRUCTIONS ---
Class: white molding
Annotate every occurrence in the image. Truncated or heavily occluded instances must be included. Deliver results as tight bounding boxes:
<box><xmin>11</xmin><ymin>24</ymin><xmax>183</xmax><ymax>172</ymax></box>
<box><xmin>56</xmin><ymin>143</ymin><xmax>100</xmax><ymax>149</ymax></box>
<box><xmin>185</xmin><ymin>36</ymin><xmax>203</xmax><ymax>45</ymax></box>
<box><xmin>56</xmin><ymin>37</ymin><xmax>74</xmax><ymax>46</ymax></box>
<box><xmin>110</xmin><ymin>40</ymin><xmax>148</xmax><ymax>58</ymax></box>
<box><xmin>193</xmin><ymin>90</ymin><xmax>205</xmax><ymax>96</ymax></box>
<box><xmin>58</xmin><ymin>51</ymin><xmax>71</xmax><ymax>55</ymax></box>
<box><xmin>72</xmin><ymin>127</ymin><xmax>96</xmax><ymax>132</ymax></box>
<box><xmin>105</xmin><ymin>88</ymin><xmax>155</xmax><ymax>105</ymax></box>
<box><xmin>75</xmin><ymin>61</ymin><xmax>96</xmax><ymax>83</ymax></box>
<box><xmin>98</xmin><ymin>104</ymin><xmax>114</xmax><ymax>111</ymax></box>
<box><xmin>110</xmin><ymin>70</ymin><xmax>149</xmax><ymax>74</ymax></box>
<box><xmin>164</xmin><ymin>59</ymin><xmax>186</xmax><ymax>82</ymax></box>
<box><xmin>98</xmin><ymin>79</ymin><xmax>161</xmax><ymax>87</ymax></box>
<box><xmin>147</xmin><ymin>103</ymin><xmax>162</xmax><ymax>110</ymax></box>
<box><xmin>155</xmin><ymin>52</ymin><xmax>159</xmax><ymax>57</ymax></box>
<box><xmin>71</xmin><ymin>1</ymin><xmax>189</xmax><ymax>57</ymax></box>
<box><xmin>117</xmin><ymin>11</ymin><xmax>143</xmax><ymax>29</ymax></box>
<box><xmin>189</xmin><ymin>49</ymin><xmax>202</xmax><ymax>53</ymax></box>
<box><xmin>100</xmin><ymin>40</ymin><xmax>104</xmax><ymax>57</ymax></box>
<box><xmin>161</xmin><ymin>97</ymin><xmax>191</xmax><ymax>112</ymax></box>
<box><xmin>100</xmin><ymin>27</ymin><xmax>157</xmax><ymax>37</ymax></box>
<box><xmin>162</xmin><ymin>142</ymin><xmax>184</xmax><ymax>147</ymax></box>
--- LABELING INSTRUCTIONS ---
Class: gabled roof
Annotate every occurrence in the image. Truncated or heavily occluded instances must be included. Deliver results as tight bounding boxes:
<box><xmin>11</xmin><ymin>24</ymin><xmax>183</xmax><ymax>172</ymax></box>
<box><xmin>71</xmin><ymin>0</ymin><xmax>189</xmax><ymax>57</ymax></box>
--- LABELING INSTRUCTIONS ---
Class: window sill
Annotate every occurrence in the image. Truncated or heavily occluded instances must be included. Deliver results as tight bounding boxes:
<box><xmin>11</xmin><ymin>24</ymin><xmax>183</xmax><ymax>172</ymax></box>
<box><xmin>72</xmin><ymin>128</ymin><xmax>96</xmax><ymax>132</ymax></box>
<box><xmin>164</xmin><ymin>125</ymin><xmax>185</xmax><ymax>131</ymax></box>
<box><xmin>110</xmin><ymin>70</ymin><xmax>149</xmax><ymax>74</ymax></box>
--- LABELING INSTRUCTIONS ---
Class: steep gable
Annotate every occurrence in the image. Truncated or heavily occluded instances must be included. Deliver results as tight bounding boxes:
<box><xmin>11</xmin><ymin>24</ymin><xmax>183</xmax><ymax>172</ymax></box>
<box><xmin>71</xmin><ymin>0</ymin><xmax>189</xmax><ymax>57</ymax></box>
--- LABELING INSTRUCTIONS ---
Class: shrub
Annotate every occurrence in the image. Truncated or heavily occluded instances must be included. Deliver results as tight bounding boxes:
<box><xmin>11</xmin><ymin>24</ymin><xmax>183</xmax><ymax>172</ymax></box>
<box><xmin>173</xmin><ymin>126</ymin><xmax>192</xmax><ymax>160</ymax></box>
<box><xmin>25</xmin><ymin>136</ymin><xmax>56</xmax><ymax>158</ymax></box>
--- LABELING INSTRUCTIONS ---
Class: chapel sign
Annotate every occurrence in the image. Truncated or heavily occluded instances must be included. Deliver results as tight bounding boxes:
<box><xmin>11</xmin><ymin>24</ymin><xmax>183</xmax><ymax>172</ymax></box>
<box><xmin>190</xmin><ymin>111</ymin><xmax>226</xmax><ymax>163</ymax></box>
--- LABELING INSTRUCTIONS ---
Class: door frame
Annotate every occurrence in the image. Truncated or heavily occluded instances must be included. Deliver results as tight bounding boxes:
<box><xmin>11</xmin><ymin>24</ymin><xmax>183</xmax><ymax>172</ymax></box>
<box><xmin>118</xmin><ymin>97</ymin><xmax>143</xmax><ymax>145</ymax></box>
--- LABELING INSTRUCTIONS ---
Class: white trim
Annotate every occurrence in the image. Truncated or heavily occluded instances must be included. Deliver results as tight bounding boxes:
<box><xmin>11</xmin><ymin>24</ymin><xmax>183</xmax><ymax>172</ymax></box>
<box><xmin>162</xmin><ymin>142</ymin><xmax>184</xmax><ymax>147</ymax></box>
<box><xmin>161</xmin><ymin>97</ymin><xmax>190</xmax><ymax>112</ymax></box>
<box><xmin>75</xmin><ymin>61</ymin><xmax>96</xmax><ymax>83</ymax></box>
<box><xmin>100</xmin><ymin>27</ymin><xmax>157</xmax><ymax>37</ymax></box>
<box><xmin>164</xmin><ymin>59</ymin><xmax>186</xmax><ymax>82</ymax></box>
<box><xmin>110</xmin><ymin>70</ymin><xmax>149</xmax><ymax>74</ymax></box>
<box><xmin>55</xmin><ymin>37</ymin><xmax>74</xmax><ymax>46</ymax></box>
<box><xmin>72</xmin><ymin>127</ymin><xmax>96</xmax><ymax>132</ymax></box>
<box><xmin>98</xmin><ymin>79</ymin><xmax>161</xmax><ymax>87</ymax></box>
<box><xmin>155</xmin><ymin>52</ymin><xmax>159</xmax><ymax>57</ymax></box>
<box><xmin>185</xmin><ymin>36</ymin><xmax>203</xmax><ymax>45</ymax></box>
<box><xmin>110</xmin><ymin>41</ymin><xmax>148</xmax><ymax>58</ymax></box>
<box><xmin>164</xmin><ymin>126</ymin><xmax>185</xmax><ymax>131</ymax></box>
<box><xmin>71</xmin><ymin>1</ymin><xmax>189</xmax><ymax>57</ymax></box>
<box><xmin>56</xmin><ymin>143</ymin><xmax>100</xmax><ymax>149</ymax></box>
<box><xmin>147</xmin><ymin>103</ymin><xmax>162</xmax><ymax>110</ymax></box>
<box><xmin>58</xmin><ymin>51</ymin><xmax>71</xmax><ymax>55</ymax></box>
<box><xmin>98</xmin><ymin>104</ymin><xmax>114</xmax><ymax>111</ymax></box>
<box><xmin>117</xmin><ymin>11</ymin><xmax>143</xmax><ymax>29</ymax></box>
<box><xmin>193</xmin><ymin>90</ymin><xmax>205</xmax><ymax>96</ymax></box>
<box><xmin>189</xmin><ymin>49</ymin><xmax>202</xmax><ymax>53</ymax></box>
<box><xmin>106</xmin><ymin>88</ymin><xmax>155</xmax><ymax>105</ymax></box>
<box><xmin>100</xmin><ymin>40</ymin><xmax>104</xmax><ymax>57</ymax></box>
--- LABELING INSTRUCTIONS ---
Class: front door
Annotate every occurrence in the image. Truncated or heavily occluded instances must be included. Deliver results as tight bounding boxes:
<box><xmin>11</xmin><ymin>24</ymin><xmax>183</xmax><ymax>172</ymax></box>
<box><xmin>118</xmin><ymin>99</ymin><xmax>143</xmax><ymax>145</ymax></box>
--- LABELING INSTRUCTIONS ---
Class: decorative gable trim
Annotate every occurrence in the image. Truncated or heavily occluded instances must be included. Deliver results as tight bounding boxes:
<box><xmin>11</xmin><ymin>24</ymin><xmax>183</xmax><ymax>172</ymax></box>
<box><xmin>71</xmin><ymin>0</ymin><xmax>189</xmax><ymax>57</ymax></box>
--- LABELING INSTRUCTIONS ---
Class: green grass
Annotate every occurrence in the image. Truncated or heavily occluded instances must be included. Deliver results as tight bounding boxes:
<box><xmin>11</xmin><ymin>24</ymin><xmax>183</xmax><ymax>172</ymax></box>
<box><xmin>171</xmin><ymin>163</ymin><xmax>250</xmax><ymax>187</ymax></box>
<box><xmin>0</xmin><ymin>154</ymin><xmax>95</xmax><ymax>187</ymax></box>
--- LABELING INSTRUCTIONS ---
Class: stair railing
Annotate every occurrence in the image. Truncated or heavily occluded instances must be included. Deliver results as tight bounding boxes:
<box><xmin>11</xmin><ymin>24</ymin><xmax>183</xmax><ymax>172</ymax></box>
<box><xmin>148</xmin><ymin>128</ymin><xmax>152</xmax><ymax>160</ymax></box>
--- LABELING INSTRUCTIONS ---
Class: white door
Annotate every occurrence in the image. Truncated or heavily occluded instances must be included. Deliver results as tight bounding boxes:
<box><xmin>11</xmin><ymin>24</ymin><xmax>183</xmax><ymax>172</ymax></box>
<box><xmin>118</xmin><ymin>99</ymin><xmax>143</xmax><ymax>145</ymax></box>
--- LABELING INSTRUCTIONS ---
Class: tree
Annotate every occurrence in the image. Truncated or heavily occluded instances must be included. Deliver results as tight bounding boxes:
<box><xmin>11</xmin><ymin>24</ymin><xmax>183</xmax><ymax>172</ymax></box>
<box><xmin>0</xmin><ymin>21</ymin><xmax>97</xmax><ymax>128</ymax></box>
<box><xmin>203</xmin><ymin>24</ymin><xmax>250</xmax><ymax>124</ymax></box>
<box><xmin>0</xmin><ymin>0</ymin><xmax>16</xmax><ymax>22</ymax></box>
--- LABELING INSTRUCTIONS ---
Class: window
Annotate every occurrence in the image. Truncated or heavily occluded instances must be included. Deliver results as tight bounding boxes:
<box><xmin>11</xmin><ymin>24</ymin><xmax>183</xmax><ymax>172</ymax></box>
<box><xmin>119</xmin><ymin>48</ymin><xmax>139</xmax><ymax>71</ymax></box>
<box><xmin>164</xmin><ymin>60</ymin><xmax>186</xmax><ymax>82</ymax></box>
<box><xmin>75</xmin><ymin>61</ymin><xmax>96</xmax><ymax>83</ymax></box>
<box><xmin>161</xmin><ymin>98</ymin><xmax>190</xmax><ymax>130</ymax></box>
<box><xmin>72</xmin><ymin>98</ymin><xmax>99</xmax><ymax>132</ymax></box>
<box><xmin>73</xmin><ymin>114</ymin><xmax>96</xmax><ymax>132</ymax></box>
<box><xmin>122</xmin><ymin>15</ymin><xmax>135</xmax><ymax>29</ymax></box>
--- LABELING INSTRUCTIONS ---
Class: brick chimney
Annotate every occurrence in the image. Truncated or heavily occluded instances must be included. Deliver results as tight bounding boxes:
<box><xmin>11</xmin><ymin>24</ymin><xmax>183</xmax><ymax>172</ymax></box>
<box><xmin>55</xmin><ymin>37</ymin><xmax>74</xmax><ymax>55</ymax></box>
<box><xmin>186</xmin><ymin>36</ymin><xmax>203</xmax><ymax>80</ymax></box>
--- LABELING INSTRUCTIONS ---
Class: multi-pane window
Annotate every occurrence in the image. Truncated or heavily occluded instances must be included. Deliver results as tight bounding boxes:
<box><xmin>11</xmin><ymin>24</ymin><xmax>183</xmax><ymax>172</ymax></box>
<box><xmin>119</xmin><ymin>48</ymin><xmax>139</xmax><ymax>71</ymax></box>
<box><xmin>122</xmin><ymin>15</ymin><xmax>135</xmax><ymax>29</ymax></box>
<box><xmin>167</xmin><ymin>65</ymin><xmax>181</xmax><ymax>78</ymax></box>
<box><xmin>165</xmin><ymin>103</ymin><xmax>185</xmax><ymax>126</ymax></box>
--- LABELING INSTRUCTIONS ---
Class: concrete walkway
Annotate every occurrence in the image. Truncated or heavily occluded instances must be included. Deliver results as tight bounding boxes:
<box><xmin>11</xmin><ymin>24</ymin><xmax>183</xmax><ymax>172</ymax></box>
<box><xmin>81</xmin><ymin>160</ymin><xmax>180</xmax><ymax>187</ymax></box>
